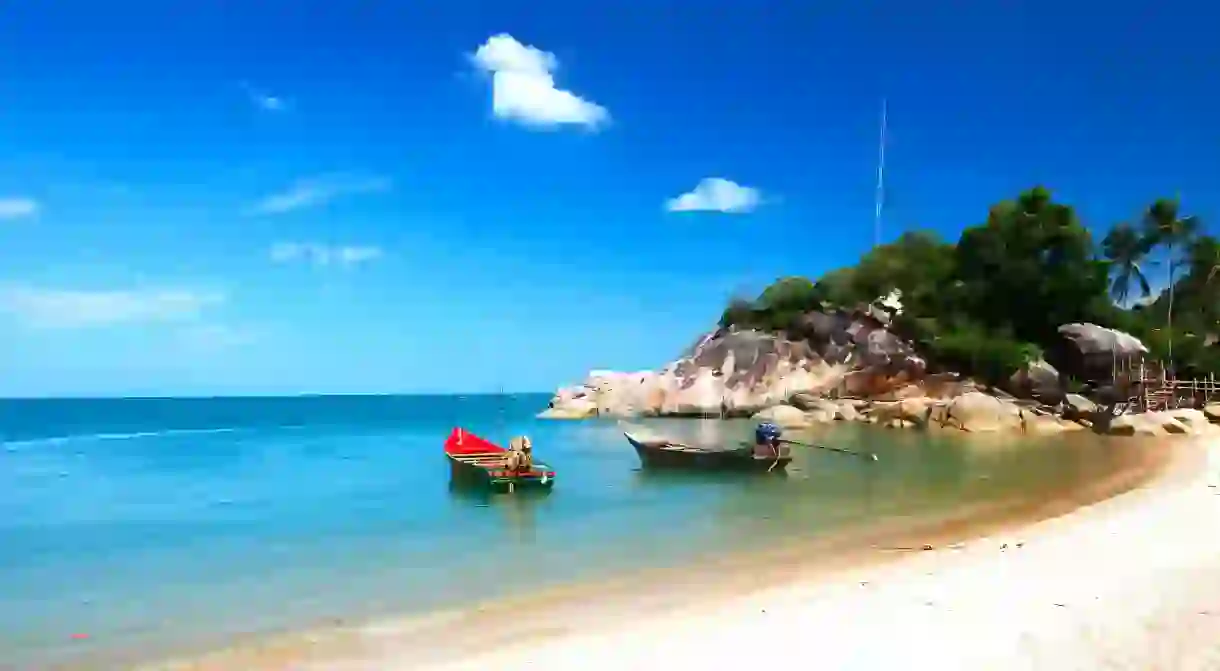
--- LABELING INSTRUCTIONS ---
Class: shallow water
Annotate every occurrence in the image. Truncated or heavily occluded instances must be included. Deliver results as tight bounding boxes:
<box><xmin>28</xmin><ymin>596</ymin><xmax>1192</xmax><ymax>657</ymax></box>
<box><xmin>0</xmin><ymin>395</ymin><xmax>1145</xmax><ymax>670</ymax></box>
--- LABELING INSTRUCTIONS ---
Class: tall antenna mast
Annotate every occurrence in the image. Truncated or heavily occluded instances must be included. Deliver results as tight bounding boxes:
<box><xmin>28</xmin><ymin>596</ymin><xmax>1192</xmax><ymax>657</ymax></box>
<box><xmin>873</xmin><ymin>97</ymin><xmax>888</xmax><ymax>248</ymax></box>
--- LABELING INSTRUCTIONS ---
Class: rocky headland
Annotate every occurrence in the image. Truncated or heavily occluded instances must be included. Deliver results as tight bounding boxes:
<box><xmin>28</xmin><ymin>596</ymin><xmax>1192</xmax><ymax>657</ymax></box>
<box><xmin>542</xmin><ymin>188</ymin><xmax>1220</xmax><ymax>439</ymax></box>
<box><xmin>540</xmin><ymin>298</ymin><xmax>1220</xmax><ymax>439</ymax></box>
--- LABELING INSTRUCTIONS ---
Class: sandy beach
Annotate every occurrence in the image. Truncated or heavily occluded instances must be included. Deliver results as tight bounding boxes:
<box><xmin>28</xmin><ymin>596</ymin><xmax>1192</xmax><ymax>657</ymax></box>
<box><xmin>325</xmin><ymin>438</ymin><xmax>1219</xmax><ymax>671</ymax></box>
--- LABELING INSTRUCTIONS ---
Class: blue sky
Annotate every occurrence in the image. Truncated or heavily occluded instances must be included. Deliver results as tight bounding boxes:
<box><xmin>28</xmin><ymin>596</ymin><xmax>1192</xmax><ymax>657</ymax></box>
<box><xmin>0</xmin><ymin>1</ymin><xmax>1216</xmax><ymax>397</ymax></box>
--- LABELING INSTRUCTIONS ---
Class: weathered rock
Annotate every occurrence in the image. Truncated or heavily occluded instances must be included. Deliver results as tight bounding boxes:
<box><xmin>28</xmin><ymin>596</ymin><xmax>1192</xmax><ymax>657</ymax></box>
<box><xmin>1008</xmin><ymin>358</ymin><xmax>1062</xmax><ymax>402</ymax></box>
<box><xmin>544</xmin><ymin>308</ymin><xmax>1172</xmax><ymax>440</ymax></box>
<box><xmin>834</xmin><ymin>402</ymin><xmax>860</xmax><ymax>422</ymax></box>
<box><xmin>943</xmin><ymin>391</ymin><xmax>1025</xmax><ymax>433</ymax></box>
<box><xmin>1104</xmin><ymin>411</ymin><xmax>1210</xmax><ymax>437</ymax></box>
<box><xmin>789</xmin><ymin>395</ymin><xmax>845</xmax><ymax>419</ymax></box>
<box><xmin>1023</xmin><ymin>414</ymin><xmax>1086</xmax><ymax>435</ymax></box>
<box><xmin>788</xmin><ymin>392</ymin><xmax>824</xmax><ymax>412</ymax></box>
<box><xmin>919</xmin><ymin>373</ymin><xmax>975</xmax><ymax>399</ymax></box>
<box><xmin>805</xmin><ymin>407</ymin><xmax>838</xmax><ymax>423</ymax></box>
<box><xmin>536</xmin><ymin>400</ymin><xmax>598</xmax><ymax>419</ymax></box>
<box><xmin>1204</xmin><ymin>403</ymin><xmax>1220</xmax><ymax>423</ymax></box>
<box><xmin>869</xmin><ymin>397</ymin><xmax>938</xmax><ymax>428</ymax></box>
<box><xmin>1107</xmin><ymin>414</ymin><xmax>1166</xmax><ymax>436</ymax></box>
<box><xmin>928</xmin><ymin>402</ymin><xmax>953</xmax><ymax>427</ymax></box>
<box><xmin>544</xmin><ymin>306</ymin><xmax>927</xmax><ymax>418</ymax></box>
<box><xmin>751</xmin><ymin>404</ymin><xmax>813</xmax><ymax>429</ymax></box>
<box><xmin>1063</xmin><ymin>393</ymin><xmax>1098</xmax><ymax>419</ymax></box>
<box><xmin>1162</xmin><ymin>409</ymin><xmax>1219</xmax><ymax>435</ymax></box>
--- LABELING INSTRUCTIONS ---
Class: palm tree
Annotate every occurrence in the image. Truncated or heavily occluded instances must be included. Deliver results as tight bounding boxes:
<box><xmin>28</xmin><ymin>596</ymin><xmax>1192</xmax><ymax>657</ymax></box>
<box><xmin>1186</xmin><ymin>235</ymin><xmax>1220</xmax><ymax>287</ymax></box>
<box><xmin>1141</xmin><ymin>198</ymin><xmax>1201</xmax><ymax>367</ymax></box>
<box><xmin>1184</xmin><ymin>235</ymin><xmax>1220</xmax><ymax>331</ymax></box>
<box><xmin>1101</xmin><ymin>222</ymin><xmax>1153</xmax><ymax>306</ymax></box>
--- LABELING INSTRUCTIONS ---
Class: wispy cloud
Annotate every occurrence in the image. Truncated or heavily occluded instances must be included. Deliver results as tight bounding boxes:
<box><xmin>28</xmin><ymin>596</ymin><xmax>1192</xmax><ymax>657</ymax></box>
<box><xmin>240</xmin><ymin>81</ymin><xmax>289</xmax><ymax>112</ymax></box>
<box><xmin>470</xmin><ymin>33</ymin><xmax>609</xmax><ymax>130</ymax></box>
<box><xmin>666</xmin><ymin>178</ymin><xmax>762</xmax><ymax>214</ymax></box>
<box><xmin>0</xmin><ymin>286</ymin><xmax>224</xmax><ymax>329</ymax></box>
<box><xmin>270</xmin><ymin>242</ymin><xmax>384</xmax><ymax>267</ymax></box>
<box><xmin>248</xmin><ymin>174</ymin><xmax>392</xmax><ymax>215</ymax></box>
<box><xmin>0</xmin><ymin>197</ymin><xmax>39</xmax><ymax>220</ymax></box>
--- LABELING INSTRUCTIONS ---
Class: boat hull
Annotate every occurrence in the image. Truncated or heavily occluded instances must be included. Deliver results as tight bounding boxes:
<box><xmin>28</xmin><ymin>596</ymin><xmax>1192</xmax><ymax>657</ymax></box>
<box><xmin>624</xmin><ymin>432</ymin><xmax>791</xmax><ymax>473</ymax></box>
<box><xmin>444</xmin><ymin>427</ymin><xmax>556</xmax><ymax>493</ymax></box>
<box><xmin>446</xmin><ymin>454</ymin><xmax>556</xmax><ymax>493</ymax></box>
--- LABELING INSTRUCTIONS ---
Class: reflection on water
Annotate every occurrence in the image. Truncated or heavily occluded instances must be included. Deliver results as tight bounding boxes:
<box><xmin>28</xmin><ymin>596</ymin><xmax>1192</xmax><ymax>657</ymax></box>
<box><xmin>446</xmin><ymin>481</ymin><xmax>552</xmax><ymax>543</ymax></box>
<box><xmin>620</xmin><ymin>417</ymin><xmax>1150</xmax><ymax>547</ymax></box>
<box><xmin>631</xmin><ymin>467</ymin><xmax>789</xmax><ymax>487</ymax></box>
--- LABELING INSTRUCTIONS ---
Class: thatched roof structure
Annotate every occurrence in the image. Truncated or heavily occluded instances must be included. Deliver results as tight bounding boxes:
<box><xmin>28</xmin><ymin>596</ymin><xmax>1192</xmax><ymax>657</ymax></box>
<box><xmin>1058</xmin><ymin>323</ymin><xmax>1149</xmax><ymax>358</ymax></box>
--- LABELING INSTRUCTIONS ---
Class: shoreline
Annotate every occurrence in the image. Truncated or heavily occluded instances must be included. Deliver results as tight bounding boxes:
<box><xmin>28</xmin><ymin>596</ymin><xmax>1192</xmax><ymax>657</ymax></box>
<box><xmin>413</xmin><ymin>437</ymin><xmax>1220</xmax><ymax>670</ymax></box>
<box><xmin>136</xmin><ymin>435</ymin><xmax>1187</xmax><ymax>671</ymax></box>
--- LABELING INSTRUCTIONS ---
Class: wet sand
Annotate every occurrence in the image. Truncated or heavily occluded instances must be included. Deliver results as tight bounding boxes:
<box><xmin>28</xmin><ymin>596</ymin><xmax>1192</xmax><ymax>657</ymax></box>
<box><xmin>132</xmin><ymin>434</ymin><xmax>1190</xmax><ymax>671</ymax></box>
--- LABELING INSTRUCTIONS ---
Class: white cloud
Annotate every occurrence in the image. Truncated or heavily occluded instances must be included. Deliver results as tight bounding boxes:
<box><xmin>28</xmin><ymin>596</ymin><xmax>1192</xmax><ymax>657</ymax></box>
<box><xmin>665</xmin><ymin>178</ymin><xmax>762</xmax><ymax>214</ymax></box>
<box><xmin>0</xmin><ymin>286</ymin><xmax>224</xmax><ymax>329</ymax></box>
<box><xmin>248</xmin><ymin>174</ymin><xmax>392</xmax><ymax>215</ymax></box>
<box><xmin>470</xmin><ymin>33</ymin><xmax>609</xmax><ymax>130</ymax></box>
<box><xmin>0</xmin><ymin>197</ymin><xmax>39</xmax><ymax>220</ymax></box>
<box><xmin>270</xmin><ymin>242</ymin><xmax>384</xmax><ymax>267</ymax></box>
<box><xmin>241</xmin><ymin>81</ymin><xmax>289</xmax><ymax>112</ymax></box>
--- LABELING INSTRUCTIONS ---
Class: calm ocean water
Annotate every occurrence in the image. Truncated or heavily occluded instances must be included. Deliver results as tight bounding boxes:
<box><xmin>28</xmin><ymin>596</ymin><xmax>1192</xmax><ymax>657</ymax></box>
<box><xmin>0</xmin><ymin>394</ymin><xmax>1140</xmax><ymax>670</ymax></box>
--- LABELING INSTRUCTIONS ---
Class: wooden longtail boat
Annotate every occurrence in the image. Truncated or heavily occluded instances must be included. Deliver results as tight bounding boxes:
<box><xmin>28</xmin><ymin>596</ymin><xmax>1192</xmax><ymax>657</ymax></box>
<box><xmin>623</xmin><ymin>430</ymin><xmax>792</xmax><ymax>473</ymax></box>
<box><xmin>444</xmin><ymin>427</ymin><xmax>556</xmax><ymax>493</ymax></box>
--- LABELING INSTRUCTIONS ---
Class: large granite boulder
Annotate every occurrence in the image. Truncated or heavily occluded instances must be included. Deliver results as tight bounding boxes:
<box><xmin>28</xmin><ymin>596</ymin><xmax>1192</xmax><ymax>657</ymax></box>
<box><xmin>537</xmin><ymin>399</ymin><xmax>598</xmax><ymax>419</ymax></box>
<box><xmin>541</xmin><ymin>305</ymin><xmax>1154</xmax><ymax>432</ymax></box>
<box><xmin>542</xmin><ymin>303</ymin><xmax>930</xmax><ymax>419</ymax></box>
<box><xmin>941</xmin><ymin>391</ymin><xmax>1025</xmax><ymax>433</ymax></box>
<box><xmin>1008</xmin><ymin>358</ymin><xmax>1063</xmax><ymax>403</ymax></box>
<box><xmin>1102</xmin><ymin>409</ymin><xmax>1219</xmax><ymax>437</ymax></box>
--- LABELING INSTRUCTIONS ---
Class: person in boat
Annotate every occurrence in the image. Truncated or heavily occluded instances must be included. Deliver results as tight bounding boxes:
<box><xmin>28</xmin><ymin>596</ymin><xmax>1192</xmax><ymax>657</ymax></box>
<box><xmin>505</xmin><ymin>435</ymin><xmax>533</xmax><ymax>472</ymax></box>
<box><xmin>752</xmin><ymin>422</ymin><xmax>788</xmax><ymax>460</ymax></box>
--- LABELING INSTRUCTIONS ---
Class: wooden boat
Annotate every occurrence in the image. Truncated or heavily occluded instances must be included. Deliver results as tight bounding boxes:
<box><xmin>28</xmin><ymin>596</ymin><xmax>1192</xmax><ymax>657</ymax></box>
<box><xmin>623</xmin><ymin>430</ymin><xmax>792</xmax><ymax>473</ymax></box>
<box><xmin>443</xmin><ymin>427</ymin><xmax>555</xmax><ymax>493</ymax></box>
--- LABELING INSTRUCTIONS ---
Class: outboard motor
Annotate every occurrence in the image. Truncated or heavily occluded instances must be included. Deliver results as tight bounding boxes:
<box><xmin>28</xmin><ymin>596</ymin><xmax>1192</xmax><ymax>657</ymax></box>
<box><xmin>755</xmin><ymin>422</ymin><xmax>782</xmax><ymax>446</ymax></box>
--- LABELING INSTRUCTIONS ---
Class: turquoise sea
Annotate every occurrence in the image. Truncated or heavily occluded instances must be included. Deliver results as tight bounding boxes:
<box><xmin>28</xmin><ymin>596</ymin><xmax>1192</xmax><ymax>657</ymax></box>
<box><xmin>0</xmin><ymin>394</ymin><xmax>1144</xmax><ymax>670</ymax></box>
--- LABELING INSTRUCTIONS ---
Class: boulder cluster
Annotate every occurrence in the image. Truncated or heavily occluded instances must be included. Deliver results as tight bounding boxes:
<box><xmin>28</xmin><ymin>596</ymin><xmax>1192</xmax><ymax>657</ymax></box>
<box><xmin>541</xmin><ymin>301</ymin><xmax>1220</xmax><ymax>438</ymax></box>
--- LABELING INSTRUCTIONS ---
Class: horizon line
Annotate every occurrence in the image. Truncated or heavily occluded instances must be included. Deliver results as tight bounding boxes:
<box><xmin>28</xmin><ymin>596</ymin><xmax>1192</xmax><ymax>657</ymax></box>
<box><xmin>0</xmin><ymin>391</ymin><xmax>557</xmax><ymax>402</ymax></box>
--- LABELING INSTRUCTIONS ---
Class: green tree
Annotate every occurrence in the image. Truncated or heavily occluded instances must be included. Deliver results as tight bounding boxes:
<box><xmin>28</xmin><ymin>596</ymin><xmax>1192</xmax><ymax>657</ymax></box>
<box><xmin>1170</xmin><ymin>234</ymin><xmax>1220</xmax><ymax>334</ymax></box>
<box><xmin>1185</xmin><ymin>234</ymin><xmax>1220</xmax><ymax>290</ymax></box>
<box><xmin>1101</xmin><ymin>222</ymin><xmax>1154</xmax><ymax>306</ymax></box>
<box><xmin>1141</xmin><ymin>198</ymin><xmax>1201</xmax><ymax>366</ymax></box>
<box><xmin>952</xmin><ymin>186</ymin><xmax>1106</xmax><ymax>344</ymax></box>
<box><xmin>757</xmin><ymin>276</ymin><xmax>821</xmax><ymax>313</ymax></box>
<box><xmin>718</xmin><ymin>297</ymin><xmax>758</xmax><ymax>329</ymax></box>
<box><xmin>849</xmin><ymin>230</ymin><xmax>956</xmax><ymax>313</ymax></box>
<box><xmin>713</xmin><ymin>187</ymin><xmax>1220</xmax><ymax>382</ymax></box>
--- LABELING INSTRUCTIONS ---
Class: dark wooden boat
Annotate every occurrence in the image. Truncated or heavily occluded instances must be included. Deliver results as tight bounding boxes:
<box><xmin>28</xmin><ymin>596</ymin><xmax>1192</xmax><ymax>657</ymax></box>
<box><xmin>623</xmin><ymin>430</ymin><xmax>792</xmax><ymax>473</ymax></box>
<box><xmin>444</xmin><ymin>427</ymin><xmax>556</xmax><ymax>493</ymax></box>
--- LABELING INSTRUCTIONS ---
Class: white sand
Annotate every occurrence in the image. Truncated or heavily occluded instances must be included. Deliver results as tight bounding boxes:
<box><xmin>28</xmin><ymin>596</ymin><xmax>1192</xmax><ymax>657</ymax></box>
<box><xmin>395</xmin><ymin>440</ymin><xmax>1220</xmax><ymax>671</ymax></box>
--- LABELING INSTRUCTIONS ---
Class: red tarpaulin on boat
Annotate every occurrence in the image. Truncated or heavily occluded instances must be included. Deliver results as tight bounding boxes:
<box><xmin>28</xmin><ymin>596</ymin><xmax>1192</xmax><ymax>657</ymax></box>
<box><xmin>444</xmin><ymin>427</ymin><xmax>506</xmax><ymax>455</ymax></box>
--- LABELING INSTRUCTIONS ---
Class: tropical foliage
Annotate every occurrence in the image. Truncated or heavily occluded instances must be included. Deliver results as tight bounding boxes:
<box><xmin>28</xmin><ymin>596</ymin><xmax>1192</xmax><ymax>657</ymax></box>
<box><xmin>720</xmin><ymin>187</ymin><xmax>1218</xmax><ymax>383</ymax></box>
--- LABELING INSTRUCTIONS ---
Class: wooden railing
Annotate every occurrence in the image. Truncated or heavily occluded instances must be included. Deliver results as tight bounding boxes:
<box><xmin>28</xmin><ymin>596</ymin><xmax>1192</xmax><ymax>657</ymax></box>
<box><xmin>1134</xmin><ymin>370</ymin><xmax>1220</xmax><ymax>412</ymax></box>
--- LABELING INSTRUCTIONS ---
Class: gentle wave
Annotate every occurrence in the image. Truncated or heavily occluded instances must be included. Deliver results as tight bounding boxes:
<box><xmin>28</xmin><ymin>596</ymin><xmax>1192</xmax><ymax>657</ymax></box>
<box><xmin>1</xmin><ymin>426</ymin><xmax>250</xmax><ymax>450</ymax></box>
